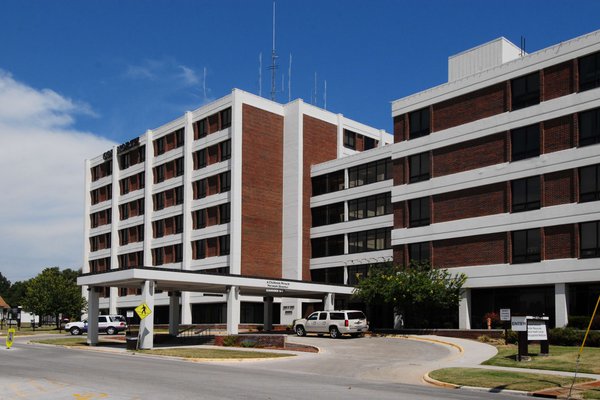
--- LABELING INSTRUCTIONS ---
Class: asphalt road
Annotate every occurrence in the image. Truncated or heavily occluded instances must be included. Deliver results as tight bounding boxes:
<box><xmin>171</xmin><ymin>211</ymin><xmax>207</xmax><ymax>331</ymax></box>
<box><xmin>0</xmin><ymin>335</ymin><xmax>521</xmax><ymax>400</ymax></box>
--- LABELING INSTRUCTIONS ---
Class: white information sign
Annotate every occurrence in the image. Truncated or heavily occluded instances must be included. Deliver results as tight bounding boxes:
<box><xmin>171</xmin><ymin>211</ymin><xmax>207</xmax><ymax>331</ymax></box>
<box><xmin>126</xmin><ymin>310</ymin><xmax>134</xmax><ymax>318</ymax></box>
<box><xmin>511</xmin><ymin>316</ymin><xmax>527</xmax><ymax>332</ymax></box>
<box><xmin>527</xmin><ymin>320</ymin><xmax>548</xmax><ymax>341</ymax></box>
<box><xmin>500</xmin><ymin>309</ymin><xmax>511</xmax><ymax>321</ymax></box>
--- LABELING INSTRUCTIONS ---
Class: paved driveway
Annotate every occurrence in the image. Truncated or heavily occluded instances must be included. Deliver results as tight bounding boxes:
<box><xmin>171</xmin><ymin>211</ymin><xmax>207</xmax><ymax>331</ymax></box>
<box><xmin>219</xmin><ymin>334</ymin><xmax>471</xmax><ymax>385</ymax></box>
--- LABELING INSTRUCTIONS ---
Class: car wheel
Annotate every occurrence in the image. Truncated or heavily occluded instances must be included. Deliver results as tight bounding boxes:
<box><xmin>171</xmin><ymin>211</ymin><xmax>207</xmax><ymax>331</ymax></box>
<box><xmin>106</xmin><ymin>327</ymin><xmax>116</xmax><ymax>335</ymax></box>
<box><xmin>70</xmin><ymin>327</ymin><xmax>81</xmax><ymax>336</ymax></box>
<box><xmin>295</xmin><ymin>325</ymin><xmax>306</xmax><ymax>337</ymax></box>
<box><xmin>329</xmin><ymin>326</ymin><xmax>340</xmax><ymax>339</ymax></box>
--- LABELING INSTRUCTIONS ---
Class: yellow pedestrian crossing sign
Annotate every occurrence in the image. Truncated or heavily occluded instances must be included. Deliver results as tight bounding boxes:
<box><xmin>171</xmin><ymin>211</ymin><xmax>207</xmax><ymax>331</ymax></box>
<box><xmin>6</xmin><ymin>328</ymin><xmax>15</xmax><ymax>349</ymax></box>
<box><xmin>135</xmin><ymin>303</ymin><xmax>152</xmax><ymax>320</ymax></box>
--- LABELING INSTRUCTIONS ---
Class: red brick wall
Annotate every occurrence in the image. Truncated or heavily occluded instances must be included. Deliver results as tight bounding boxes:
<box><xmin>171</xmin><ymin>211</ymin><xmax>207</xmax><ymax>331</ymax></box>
<box><xmin>394</xmin><ymin>201</ymin><xmax>405</xmax><ymax>228</ymax></box>
<box><xmin>433</xmin><ymin>183</ymin><xmax>507</xmax><ymax>223</ymax></box>
<box><xmin>432</xmin><ymin>83</ymin><xmax>507</xmax><ymax>132</ymax></box>
<box><xmin>544</xmin><ymin>224</ymin><xmax>575</xmax><ymax>260</ymax></box>
<box><xmin>433</xmin><ymin>233</ymin><xmax>507</xmax><ymax>268</ymax></box>
<box><xmin>303</xmin><ymin>115</ymin><xmax>338</xmax><ymax>280</ymax></box>
<box><xmin>433</xmin><ymin>132</ymin><xmax>507</xmax><ymax>177</ymax></box>
<box><xmin>393</xmin><ymin>245</ymin><xmax>405</xmax><ymax>267</ymax></box>
<box><xmin>394</xmin><ymin>115</ymin><xmax>406</xmax><ymax>143</ymax></box>
<box><xmin>544</xmin><ymin>169</ymin><xmax>575</xmax><ymax>207</ymax></box>
<box><xmin>241</xmin><ymin>104</ymin><xmax>284</xmax><ymax>278</ymax></box>
<box><xmin>543</xmin><ymin>61</ymin><xmax>574</xmax><ymax>101</ymax></box>
<box><xmin>543</xmin><ymin>115</ymin><xmax>574</xmax><ymax>154</ymax></box>
<box><xmin>393</xmin><ymin>158</ymin><xmax>405</xmax><ymax>185</ymax></box>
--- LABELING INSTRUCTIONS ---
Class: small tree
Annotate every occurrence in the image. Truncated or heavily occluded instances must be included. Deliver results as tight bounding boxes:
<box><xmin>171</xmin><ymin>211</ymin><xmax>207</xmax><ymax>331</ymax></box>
<box><xmin>22</xmin><ymin>267</ymin><xmax>86</xmax><ymax>328</ymax></box>
<box><xmin>354</xmin><ymin>261</ymin><xmax>467</xmax><ymax>328</ymax></box>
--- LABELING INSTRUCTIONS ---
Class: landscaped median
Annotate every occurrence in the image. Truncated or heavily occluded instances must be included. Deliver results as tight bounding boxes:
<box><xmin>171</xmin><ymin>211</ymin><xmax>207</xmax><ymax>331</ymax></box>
<box><xmin>427</xmin><ymin>343</ymin><xmax>600</xmax><ymax>399</ymax></box>
<box><xmin>30</xmin><ymin>337</ymin><xmax>295</xmax><ymax>360</ymax></box>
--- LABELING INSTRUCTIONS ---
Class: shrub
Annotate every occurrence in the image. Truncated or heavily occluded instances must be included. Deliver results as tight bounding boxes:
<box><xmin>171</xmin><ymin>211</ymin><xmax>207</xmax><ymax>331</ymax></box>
<box><xmin>478</xmin><ymin>335</ymin><xmax>492</xmax><ymax>343</ymax></box>
<box><xmin>568</xmin><ymin>315</ymin><xmax>600</xmax><ymax>330</ymax></box>
<box><xmin>222</xmin><ymin>335</ymin><xmax>237</xmax><ymax>347</ymax></box>
<box><xmin>505</xmin><ymin>330</ymin><xmax>518</xmax><ymax>344</ymax></box>
<box><xmin>240</xmin><ymin>340</ymin><xmax>256</xmax><ymax>348</ymax></box>
<box><xmin>548</xmin><ymin>328</ymin><xmax>600</xmax><ymax>347</ymax></box>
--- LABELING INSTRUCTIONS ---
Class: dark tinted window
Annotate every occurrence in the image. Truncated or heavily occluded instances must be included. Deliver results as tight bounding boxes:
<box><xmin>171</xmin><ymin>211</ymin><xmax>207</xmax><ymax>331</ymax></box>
<box><xmin>409</xmin><ymin>197</ymin><xmax>430</xmax><ymax>227</ymax></box>
<box><xmin>580</xmin><ymin>164</ymin><xmax>600</xmax><ymax>202</ymax></box>
<box><xmin>330</xmin><ymin>312</ymin><xmax>345</xmax><ymax>320</ymax></box>
<box><xmin>579</xmin><ymin>108</ymin><xmax>600</xmax><ymax>147</ymax></box>
<box><xmin>580</xmin><ymin>221</ymin><xmax>600</xmax><ymax>258</ymax></box>
<box><xmin>512</xmin><ymin>72</ymin><xmax>540</xmax><ymax>110</ymax></box>
<box><xmin>512</xmin><ymin>177</ymin><xmax>540</xmax><ymax>212</ymax></box>
<box><xmin>409</xmin><ymin>242</ymin><xmax>430</xmax><ymax>263</ymax></box>
<box><xmin>512</xmin><ymin>229</ymin><xmax>541</xmax><ymax>263</ymax></box>
<box><xmin>318</xmin><ymin>313</ymin><xmax>328</xmax><ymax>320</ymax></box>
<box><xmin>409</xmin><ymin>152</ymin><xmax>430</xmax><ymax>183</ymax></box>
<box><xmin>343</xmin><ymin>130</ymin><xmax>356</xmax><ymax>150</ymax></box>
<box><xmin>511</xmin><ymin>124</ymin><xmax>540</xmax><ymax>161</ymax></box>
<box><xmin>579</xmin><ymin>51</ymin><xmax>600</xmax><ymax>92</ymax></box>
<box><xmin>409</xmin><ymin>107</ymin><xmax>430</xmax><ymax>139</ymax></box>
<box><xmin>347</xmin><ymin>312</ymin><xmax>366</xmax><ymax>320</ymax></box>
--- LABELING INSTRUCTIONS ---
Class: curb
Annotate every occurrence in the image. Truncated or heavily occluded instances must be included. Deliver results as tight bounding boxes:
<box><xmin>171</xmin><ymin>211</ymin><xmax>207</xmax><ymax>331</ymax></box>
<box><xmin>422</xmin><ymin>372</ymin><xmax>459</xmax><ymax>389</ymax></box>
<box><xmin>404</xmin><ymin>335</ymin><xmax>464</xmax><ymax>354</ymax></box>
<box><xmin>423</xmin><ymin>372</ymin><xmax>535</xmax><ymax>397</ymax></box>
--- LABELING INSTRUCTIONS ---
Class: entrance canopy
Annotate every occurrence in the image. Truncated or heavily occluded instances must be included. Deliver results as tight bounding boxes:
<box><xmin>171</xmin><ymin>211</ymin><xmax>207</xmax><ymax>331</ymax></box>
<box><xmin>78</xmin><ymin>267</ymin><xmax>356</xmax><ymax>299</ymax></box>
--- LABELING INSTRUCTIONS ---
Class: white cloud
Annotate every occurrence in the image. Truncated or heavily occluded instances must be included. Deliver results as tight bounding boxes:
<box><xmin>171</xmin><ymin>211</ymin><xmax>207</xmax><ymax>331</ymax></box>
<box><xmin>124</xmin><ymin>58</ymin><xmax>201</xmax><ymax>87</ymax></box>
<box><xmin>0</xmin><ymin>70</ymin><xmax>115</xmax><ymax>282</ymax></box>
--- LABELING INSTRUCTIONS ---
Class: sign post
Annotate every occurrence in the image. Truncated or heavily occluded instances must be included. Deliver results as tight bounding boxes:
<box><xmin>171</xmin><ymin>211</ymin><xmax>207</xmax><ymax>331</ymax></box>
<box><xmin>500</xmin><ymin>309</ymin><xmax>511</xmax><ymax>345</ymax></box>
<box><xmin>511</xmin><ymin>316</ymin><xmax>528</xmax><ymax>361</ymax></box>
<box><xmin>126</xmin><ymin>310</ymin><xmax>134</xmax><ymax>337</ymax></box>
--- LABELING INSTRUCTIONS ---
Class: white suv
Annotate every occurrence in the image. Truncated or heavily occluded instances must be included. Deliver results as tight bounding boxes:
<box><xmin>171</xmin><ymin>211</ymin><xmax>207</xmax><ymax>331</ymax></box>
<box><xmin>293</xmin><ymin>310</ymin><xmax>368</xmax><ymax>338</ymax></box>
<box><xmin>65</xmin><ymin>315</ymin><xmax>127</xmax><ymax>335</ymax></box>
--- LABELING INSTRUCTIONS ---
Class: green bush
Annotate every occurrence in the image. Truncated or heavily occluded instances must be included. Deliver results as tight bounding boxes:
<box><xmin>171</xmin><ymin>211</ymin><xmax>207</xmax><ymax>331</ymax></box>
<box><xmin>240</xmin><ymin>340</ymin><xmax>256</xmax><ymax>348</ymax></box>
<box><xmin>548</xmin><ymin>328</ymin><xmax>600</xmax><ymax>347</ymax></box>
<box><xmin>506</xmin><ymin>330</ymin><xmax>518</xmax><ymax>344</ymax></box>
<box><xmin>222</xmin><ymin>335</ymin><xmax>237</xmax><ymax>347</ymax></box>
<box><xmin>568</xmin><ymin>315</ymin><xmax>600</xmax><ymax>330</ymax></box>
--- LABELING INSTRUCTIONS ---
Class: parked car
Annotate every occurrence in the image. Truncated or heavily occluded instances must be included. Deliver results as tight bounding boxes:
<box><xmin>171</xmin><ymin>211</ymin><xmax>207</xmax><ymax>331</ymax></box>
<box><xmin>65</xmin><ymin>315</ymin><xmax>127</xmax><ymax>335</ymax></box>
<box><xmin>293</xmin><ymin>310</ymin><xmax>368</xmax><ymax>338</ymax></box>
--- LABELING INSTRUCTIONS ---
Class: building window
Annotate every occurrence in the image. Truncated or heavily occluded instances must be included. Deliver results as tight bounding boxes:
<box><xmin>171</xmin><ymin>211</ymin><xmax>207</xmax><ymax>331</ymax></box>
<box><xmin>219</xmin><ymin>203</ymin><xmax>231</xmax><ymax>224</ymax></box>
<box><xmin>312</xmin><ymin>202</ymin><xmax>345</xmax><ymax>227</ymax></box>
<box><xmin>511</xmin><ymin>72</ymin><xmax>540</xmax><ymax>110</ymax></box>
<box><xmin>347</xmin><ymin>265</ymin><xmax>370</xmax><ymax>285</ymax></box>
<box><xmin>220</xmin><ymin>171</ymin><xmax>231</xmax><ymax>192</ymax></box>
<box><xmin>175</xmin><ymin>214</ymin><xmax>183</xmax><ymax>234</ymax></box>
<box><xmin>348</xmin><ymin>158</ymin><xmax>392</xmax><ymax>188</ymax></box>
<box><xmin>409</xmin><ymin>107</ymin><xmax>430</xmax><ymax>139</ymax></box>
<box><xmin>409</xmin><ymin>152</ymin><xmax>430</xmax><ymax>183</ymax></box>
<box><xmin>311</xmin><ymin>267</ymin><xmax>344</xmax><ymax>285</ymax></box>
<box><xmin>580</xmin><ymin>221</ymin><xmax>600</xmax><ymax>258</ymax></box>
<box><xmin>195</xmin><ymin>149</ymin><xmax>207</xmax><ymax>169</ymax></box>
<box><xmin>409</xmin><ymin>197</ymin><xmax>430</xmax><ymax>227</ymax></box>
<box><xmin>579</xmin><ymin>108</ymin><xmax>600</xmax><ymax>147</ymax></box>
<box><xmin>512</xmin><ymin>176</ymin><xmax>540</xmax><ymax>212</ymax></box>
<box><xmin>343</xmin><ymin>130</ymin><xmax>356</xmax><ymax>150</ymax></box>
<box><xmin>580</xmin><ymin>164</ymin><xmax>600</xmax><ymax>202</ymax></box>
<box><xmin>220</xmin><ymin>108</ymin><xmax>232</xmax><ymax>129</ymax></box>
<box><xmin>409</xmin><ymin>242</ymin><xmax>430</xmax><ymax>263</ymax></box>
<box><xmin>154</xmin><ymin>193</ymin><xmax>164</xmax><ymax>210</ymax></box>
<box><xmin>195</xmin><ymin>239</ymin><xmax>206</xmax><ymax>259</ymax></box>
<box><xmin>175</xmin><ymin>157</ymin><xmax>184</xmax><ymax>176</ymax></box>
<box><xmin>197</xmin><ymin>119</ymin><xmax>207</xmax><ymax>139</ymax></box>
<box><xmin>154</xmin><ymin>221</ymin><xmax>164</xmax><ymax>238</ymax></box>
<box><xmin>348</xmin><ymin>228</ymin><xmax>391</xmax><ymax>254</ymax></box>
<box><xmin>155</xmin><ymin>137</ymin><xmax>165</xmax><ymax>156</ymax></box>
<box><xmin>194</xmin><ymin>209</ymin><xmax>206</xmax><ymax>229</ymax></box>
<box><xmin>364</xmin><ymin>136</ymin><xmax>377</xmax><ymax>150</ymax></box>
<box><xmin>220</xmin><ymin>140</ymin><xmax>231</xmax><ymax>161</ymax></box>
<box><xmin>312</xmin><ymin>170</ymin><xmax>345</xmax><ymax>196</ymax></box>
<box><xmin>311</xmin><ymin>235</ymin><xmax>344</xmax><ymax>258</ymax></box>
<box><xmin>348</xmin><ymin>193</ymin><xmax>391</xmax><ymax>221</ymax></box>
<box><xmin>155</xmin><ymin>165</ymin><xmax>165</xmax><ymax>183</ymax></box>
<box><xmin>175</xmin><ymin>128</ymin><xmax>184</xmax><ymax>147</ymax></box>
<box><xmin>512</xmin><ymin>229</ymin><xmax>541</xmax><ymax>263</ymax></box>
<box><xmin>219</xmin><ymin>235</ymin><xmax>230</xmax><ymax>256</ymax></box>
<box><xmin>579</xmin><ymin>51</ymin><xmax>600</xmax><ymax>92</ymax></box>
<box><xmin>175</xmin><ymin>186</ymin><xmax>184</xmax><ymax>205</ymax></box>
<box><xmin>195</xmin><ymin>179</ymin><xmax>207</xmax><ymax>199</ymax></box>
<box><xmin>120</xmin><ymin>204</ymin><xmax>129</xmax><ymax>220</ymax></box>
<box><xmin>175</xmin><ymin>244</ymin><xmax>183</xmax><ymax>262</ymax></box>
<box><xmin>511</xmin><ymin>124</ymin><xmax>540</xmax><ymax>161</ymax></box>
<box><xmin>152</xmin><ymin>248</ymin><xmax>164</xmax><ymax>266</ymax></box>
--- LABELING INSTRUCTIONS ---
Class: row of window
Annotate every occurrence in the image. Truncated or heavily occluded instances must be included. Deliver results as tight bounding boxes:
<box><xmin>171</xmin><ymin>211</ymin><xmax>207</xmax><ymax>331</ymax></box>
<box><xmin>406</xmin><ymin>164</ymin><xmax>600</xmax><ymax>228</ymax></box>
<box><xmin>405</xmin><ymin>51</ymin><xmax>600</xmax><ymax>140</ymax></box>
<box><xmin>312</xmin><ymin>193</ymin><xmax>393</xmax><ymax>228</ymax></box>
<box><xmin>119</xmin><ymin>198</ymin><xmax>144</xmax><ymax>221</ymax></box>
<box><xmin>311</xmin><ymin>228</ymin><xmax>392</xmax><ymax>258</ymax></box>
<box><xmin>343</xmin><ymin>129</ymin><xmax>378</xmax><ymax>151</ymax></box>
<box><xmin>153</xmin><ymin>215</ymin><xmax>183</xmax><ymax>238</ymax></box>
<box><xmin>153</xmin><ymin>186</ymin><xmax>184</xmax><ymax>211</ymax></box>
<box><xmin>90</xmin><ymin>208</ymin><xmax>112</xmax><ymax>228</ymax></box>
<box><xmin>310</xmin><ymin>263</ymin><xmax>387</xmax><ymax>285</ymax></box>
<box><xmin>312</xmin><ymin>158</ymin><xmax>392</xmax><ymax>196</ymax></box>
<box><xmin>119</xmin><ymin>225</ymin><xmax>144</xmax><ymax>246</ymax></box>
<box><xmin>89</xmin><ymin>232</ymin><xmax>111</xmax><ymax>252</ymax></box>
<box><xmin>154</xmin><ymin>157</ymin><xmax>184</xmax><ymax>184</ymax></box>
<box><xmin>91</xmin><ymin>160</ymin><xmax>112</xmax><ymax>182</ymax></box>
<box><xmin>152</xmin><ymin>244</ymin><xmax>183</xmax><ymax>265</ymax></box>
<box><xmin>120</xmin><ymin>172</ymin><xmax>145</xmax><ymax>195</ymax></box>
<box><xmin>193</xmin><ymin>235</ymin><xmax>230</xmax><ymax>259</ymax></box>
<box><xmin>90</xmin><ymin>184</ymin><xmax>112</xmax><ymax>205</ymax></box>
<box><xmin>193</xmin><ymin>139</ymin><xmax>231</xmax><ymax>170</ymax></box>
<box><xmin>154</xmin><ymin>128</ymin><xmax>184</xmax><ymax>156</ymax></box>
<box><xmin>119</xmin><ymin>146</ymin><xmax>145</xmax><ymax>170</ymax></box>
<box><xmin>407</xmin><ymin>222</ymin><xmax>600</xmax><ymax>264</ymax></box>
<box><xmin>193</xmin><ymin>203</ymin><xmax>231</xmax><ymax>229</ymax></box>
<box><xmin>194</xmin><ymin>108</ymin><xmax>232</xmax><ymax>140</ymax></box>
<box><xmin>193</xmin><ymin>171</ymin><xmax>231</xmax><ymax>199</ymax></box>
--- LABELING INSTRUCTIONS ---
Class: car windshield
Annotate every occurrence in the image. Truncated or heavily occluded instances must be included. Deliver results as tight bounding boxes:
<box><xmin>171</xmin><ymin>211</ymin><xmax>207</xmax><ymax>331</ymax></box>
<box><xmin>347</xmin><ymin>312</ymin><xmax>366</xmax><ymax>320</ymax></box>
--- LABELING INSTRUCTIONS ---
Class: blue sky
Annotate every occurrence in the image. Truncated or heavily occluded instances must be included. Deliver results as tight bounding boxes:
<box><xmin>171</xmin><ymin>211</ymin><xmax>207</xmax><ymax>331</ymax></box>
<box><xmin>1</xmin><ymin>0</ymin><xmax>600</xmax><ymax>282</ymax></box>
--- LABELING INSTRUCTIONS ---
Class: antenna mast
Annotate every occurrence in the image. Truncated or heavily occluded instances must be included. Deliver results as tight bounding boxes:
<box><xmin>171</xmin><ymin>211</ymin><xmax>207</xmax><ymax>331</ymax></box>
<box><xmin>288</xmin><ymin>53</ymin><xmax>292</xmax><ymax>102</ymax></box>
<box><xmin>270</xmin><ymin>1</ymin><xmax>278</xmax><ymax>101</ymax></box>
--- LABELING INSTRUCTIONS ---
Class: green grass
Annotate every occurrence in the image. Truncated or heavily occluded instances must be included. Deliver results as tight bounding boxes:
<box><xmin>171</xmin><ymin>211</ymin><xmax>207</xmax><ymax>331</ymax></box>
<box><xmin>31</xmin><ymin>337</ymin><xmax>89</xmax><ymax>346</ymax></box>
<box><xmin>0</xmin><ymin>327</ymin><xmax>68</xmax><ymax>336</ymax></box>
<box><xmin>583</xmin><ymin>388</ymin><xmax>600</xmax><ymax>399</ymax></box>
<box><xmin>430</xmin><ymin>368</ymin><xmax>592</xmax><ymax>392</ymax></box>
<box><xmin>483</xmin><ymin>345</ymin><xmax>600</xmax><ymax>374</ymax></box>
<box><xmin>137</xmin><ymin>348</ymin><xmax>294</xmax><ymax>359</ymax></box>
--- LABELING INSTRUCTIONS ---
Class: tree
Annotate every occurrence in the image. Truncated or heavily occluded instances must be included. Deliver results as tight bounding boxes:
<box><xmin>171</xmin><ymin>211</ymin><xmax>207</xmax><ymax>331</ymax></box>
<box><xmin>22</xmin><ymin>267</ymin><xmax>86</xmax><ymax>328</ymax></box>
<box><xmin>0</xmin><ymin>272</ymin><xmax>10</xmax><ymax>299</ymax></box>
<box><xmin>354</xmin><ymin>261</ymin><xmax>467</xmax><ymax>329</ymax></box>
<box><xmin>5</xmin><ymin>280</ymin><xmax>28</xmax><ymax>308</ymax></box>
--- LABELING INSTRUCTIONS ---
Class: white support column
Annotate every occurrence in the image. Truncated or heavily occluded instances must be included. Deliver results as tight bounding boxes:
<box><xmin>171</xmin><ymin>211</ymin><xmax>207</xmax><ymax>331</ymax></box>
<box><xmin>169</xmin><ymin>291</ymin><xmax>181</xmax><ymax>336</ymax></box>
<box><xmin>555</xmin><ymin>283</ymin><xmax>569</xmax><ymax>328</ymax></box>
<box><xmin>143</xmin><ymin>130</ymin><xmax>153</xmax><ymax>268</ymax></box>
<box><xmin>180</xmin><ymin>113</ymin><xmax>194</xmax><ymax>325</ymax></box>
<box><xmin>87</xmin><ymin>287</ymin><xmax>100</xmax><ymax>346</ymax></box>
<box><xmin>226</xmin><ymin>286</ymin><xmax>240</xmax><ymax>334</ymax></box>
<box><xmin>323</xmin><ymin>293</ymin><xmax>334</xmax><ymax>311</ymax></box>
<box><xmin>459</xmin><ymin>289</ymin><xmax>471</xmax><ymax>330</ymax></box>
<box><xmin>138</xmin><ymin>280</ymin><xmax>155</xmax><ymax>349</ymax></box>
<box><xmin>109</xmin><ymin>146</ymin><xmax>120</xmax><ymax>315</ymax></box>
<box><xmin>263</xmin><ymin>296</ymin><xmax>274</xmax><ymax>331</ymax></box>
<box><xmin>109</xmin><ymin>287</ymin><xmax>118</xmax><ymax>315</ymax></box>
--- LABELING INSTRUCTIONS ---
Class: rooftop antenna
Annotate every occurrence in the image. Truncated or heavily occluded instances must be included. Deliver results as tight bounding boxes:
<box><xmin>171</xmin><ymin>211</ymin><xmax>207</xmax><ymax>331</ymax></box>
<box><xmin>269</xmin><ymin>0</ymin><xmax>278</xmax><ymax>101</ymax></box>
<box><xmin>258</xmin><ymin>52</ymin><xmax>262</xmax><ymax>97</ymax></box>
<box><xmin>520</xmin><ymin>36</ymin><xmax>526</xmax><ymax>57</ymax></box>
<box><xmin>288</xmin><ymin>53</ymin><xmax>292</xmax><ymax>102</ymax></box>
<box><xmin>313</xmin><ymin>72</ymin><xmax>318</xmax><ymax>106</ymax></box>
<box><xmin>324</xmin><ymin>80</ymin><xmax>327</xmax><ymax>110</ymax></box>
<box><xmin>203</xmin><ymin>67</ymin><xmax>207</xmax><ymax>100</ymax></box>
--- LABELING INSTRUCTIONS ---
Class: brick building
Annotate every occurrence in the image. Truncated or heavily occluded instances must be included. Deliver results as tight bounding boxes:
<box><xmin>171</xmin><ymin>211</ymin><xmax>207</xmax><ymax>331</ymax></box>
<box><xmin>390</xmin><ymin>32</ymin><xmax>600</xmax><ymax>329</ymax></box>
<box><xmin>83</xmin><ymin>89</ymin><xmax>392</xmax><ymax>330</ymax></box>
